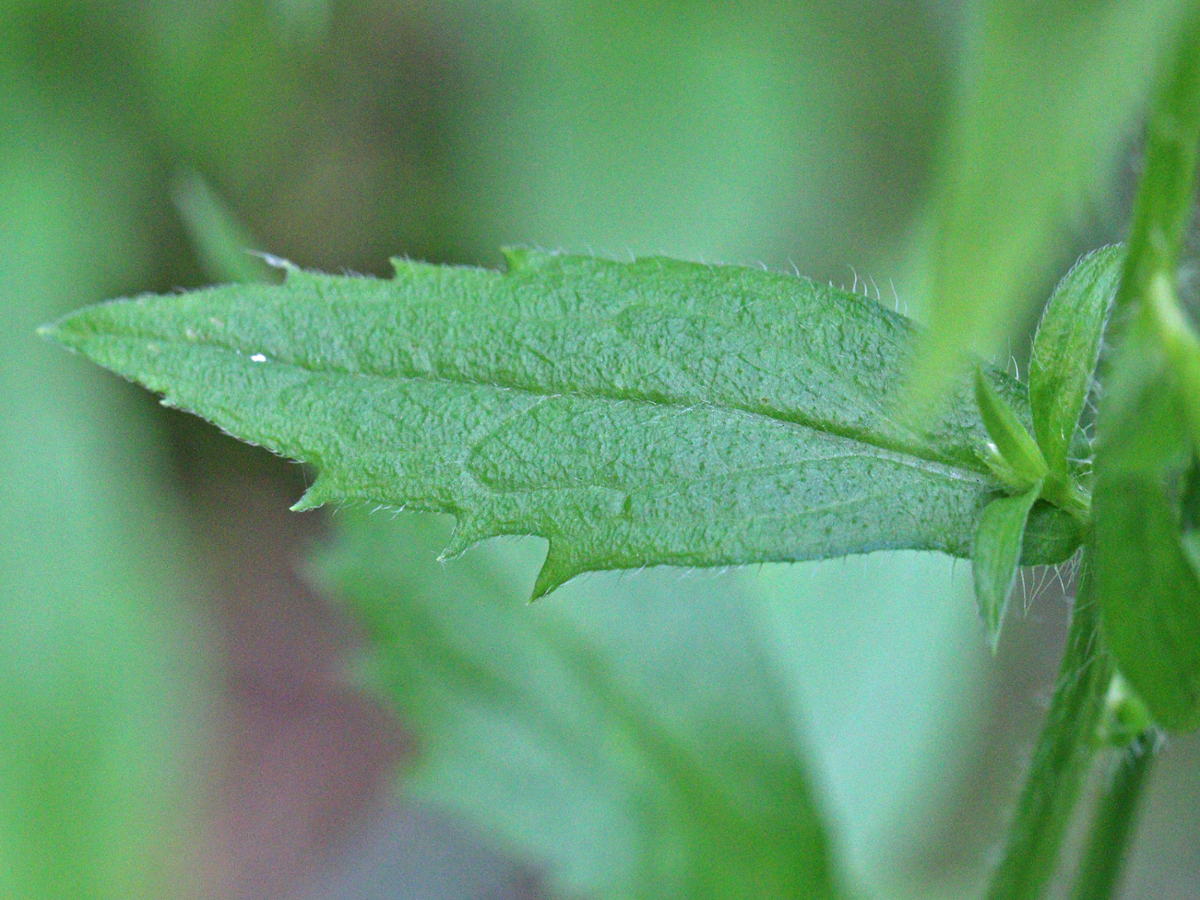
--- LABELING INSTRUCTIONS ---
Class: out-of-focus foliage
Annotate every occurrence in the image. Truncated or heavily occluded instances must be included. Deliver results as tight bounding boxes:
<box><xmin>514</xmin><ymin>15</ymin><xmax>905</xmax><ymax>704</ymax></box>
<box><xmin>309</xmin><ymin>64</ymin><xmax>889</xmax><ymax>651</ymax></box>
<box><xmin>1093</xmin><ymin>5</ymin><xmax>1200</xmax><ymax>733</ymax></box>
<box><xmin>172</xmin><ymin>169</ymin><xmax>278</xmax><ymax>285</ymax></box>
<box><xmin>0</xmin><ymin>51</ymin><xmax>211</xmax><ymax>900</ymax></box>
<box><xmin>912</xmin><ymin>0</ymin><xmax>1196</xmax><ymax>404</ymax></box>
<box><xmin>313</xmin><ymin>510</ymin><xmax>847</xmax><ymax>900</ymax></box>
<box><xmin>438</xmin><ymin>0</ymin><xmax>949</xmax><ymax>271</ymax></box>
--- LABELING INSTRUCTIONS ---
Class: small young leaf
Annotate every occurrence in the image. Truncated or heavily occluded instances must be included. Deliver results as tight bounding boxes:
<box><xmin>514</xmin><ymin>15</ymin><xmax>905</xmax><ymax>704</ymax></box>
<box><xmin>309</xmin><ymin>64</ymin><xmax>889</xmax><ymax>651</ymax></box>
<box><xmin>1093</xmin><ymin>473</ymin><xmax>1200</xmax><ymax>731</ymax></box>
<box><xmin>974</xmin><ymin>367</ymin><xmax>1048</xmax><ymax>490</ymax></box>
<box><xmin>42</xmin><ymin>251</ymin><xmax>1083</xmax><ymax>597</ymax></box>
<box><xmin>1029</xmin><ymin>245</ymin><xmax>1123</xmax><ymax>481</ymax></box>
<box><xmin>973</xmin><ymin>483</ymin><xmax>1042</xmax><ymax>652</ymax></box>
<box><xmin>1096</xmin><ymin>673</ymin><xmax>1155</xmax><ymax>748</ymax></box>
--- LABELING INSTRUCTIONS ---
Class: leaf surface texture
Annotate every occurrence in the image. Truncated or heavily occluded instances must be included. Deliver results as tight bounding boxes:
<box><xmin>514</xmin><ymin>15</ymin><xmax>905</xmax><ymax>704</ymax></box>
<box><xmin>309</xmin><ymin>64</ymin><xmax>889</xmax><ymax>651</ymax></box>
<box><xmin>45</xmin><ymin>251</ymin><xmax>1081</xmax><ymax>596</ymax></box>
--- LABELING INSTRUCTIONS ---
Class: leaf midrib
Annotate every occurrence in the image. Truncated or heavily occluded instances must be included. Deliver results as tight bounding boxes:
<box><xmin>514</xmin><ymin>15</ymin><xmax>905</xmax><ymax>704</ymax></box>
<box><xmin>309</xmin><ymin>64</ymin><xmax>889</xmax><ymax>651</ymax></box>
<box><xmin>104</xmin><ymin>315</ymin><xmax>997</xmax><ymax>484</ymax></box>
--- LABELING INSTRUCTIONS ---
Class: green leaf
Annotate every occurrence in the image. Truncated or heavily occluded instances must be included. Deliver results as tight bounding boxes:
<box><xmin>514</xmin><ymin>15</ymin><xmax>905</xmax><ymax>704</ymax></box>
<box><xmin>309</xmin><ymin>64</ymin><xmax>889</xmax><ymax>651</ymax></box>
<box><xmin>974</xmin><ymin>366</ymin><xmax>1048</xmax><ymax>490</ymax></box>
<box><xmin>1096</xmin><ymin>318</ymin><xmax>1189</xmax><ymax>474</ymax></box>
<box><xmin>1146</xmin><ymin>271</ymin><xmax>1200</xmax><ymax>445</ymax></box>
<box><xmin>972</xmin><ymin>482</ymin><xmax>1042</xmax><ymax>652</ymax></box>
<box><xmin>1093</xmin><ymin>319</ymin><xmax>1200</xmax><ymax>730</ymax></box>
<box><xmin>1092</xmin><ymin>6</ymin><xmax>1200</xmax><ymax>732</ymax></box>
<box><xmin>1093</xmin><ymin>472</ymin><xmax>1200</xmax><ymax>731</ymax></box>
<box><xmin>1114</xmin><ymin>2</ymin><xmax>1200</xmax><ymax>313</ymax></box>
<box><xmin>311</xmin><ymin>509</ymin><xmax>849</xmax><ymax>900</ymax></box>
<box><xmin>1029</xmin><ymin>245</ymin><xmax>1123</xmax><ymax>483</ymax></box>
<box><xmin>909</xmin><ymin>0</ymin><xmax>1193</xmax><ymax>404</ymax></box>
<box><xmin>42</xmin><ymin>250</ymin><xmax>1083</xmax><ymax>598</ymax></box>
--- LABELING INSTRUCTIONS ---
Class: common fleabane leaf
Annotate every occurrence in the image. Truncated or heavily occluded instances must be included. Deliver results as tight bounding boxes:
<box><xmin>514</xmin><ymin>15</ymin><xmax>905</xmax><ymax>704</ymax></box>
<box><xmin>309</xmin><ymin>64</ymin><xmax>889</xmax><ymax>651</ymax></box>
<box><xmin>1095</xmin><ymin>319</ymin><xmax>1200</xmax><ymax>730</ymax></box>
<box><xmin>1029</xmin><ymin>245</ymin><xmax>1123</xmax><ymax>482</ymax></box>
<box><xmin>1092</xmin><ymin>6</ymin><xmax>1200</xmax><ymax>732</ymax></box>
<box><xmin>42</xmin><ymin>251</ymin><xmax>1082</xmax><ymax>598</ymax></box>
<box><xmin>1093</xmin><ymin>472</ymin><xmax>1200</xmax><ymax>731</ymax></box>
<box><xmin>972</xmin><ymin>482</ymin><xmax>1042</xmax><ymax>652</ymax></box>
<box><xmin>311</xmin><ymin>510</ymin><xmax>849</xmax><ymax>900</ymax></box>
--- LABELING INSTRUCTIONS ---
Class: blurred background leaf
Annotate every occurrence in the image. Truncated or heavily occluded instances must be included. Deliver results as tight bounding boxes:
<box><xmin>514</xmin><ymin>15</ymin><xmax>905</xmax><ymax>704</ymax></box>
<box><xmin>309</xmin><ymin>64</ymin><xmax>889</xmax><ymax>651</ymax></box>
<box><xmin>312</xmin><ymin>510</ymin><xmax>848</xmax><ymax>900</ymax></box>
<box><xmin>910</xmin><ymin>0</ymin><xmax>1196</xmax><ymax>405</ymax></box>
<box><xmin>0</xmin><ymin>45</ymin><xmax>212</xmax><ymax>899</ymax></box>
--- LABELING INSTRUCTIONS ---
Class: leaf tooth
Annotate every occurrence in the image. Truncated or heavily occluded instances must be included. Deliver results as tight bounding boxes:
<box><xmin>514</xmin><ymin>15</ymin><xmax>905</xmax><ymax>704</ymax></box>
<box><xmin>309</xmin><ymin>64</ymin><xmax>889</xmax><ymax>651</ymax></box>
<box><xmin>256</xmin><ymin>252</ymin><xmax>298</xmax><ymax>275</ymax></box>
<box><xmin>501</xmin><ymin>246</ymin><xmax>542</xmax><ymax>273</ymax></box>
<box><xmin>390</xmin><ymin>256</ymin><xmax>429</xmax><ymax>279</ymax></box>
<box><xmin>438</xmin><ymin>515</ymin><xmax>491</xmax><ymax>562</ymax></box>
<box><xmin>531</xmin><ymin>542</ymin><xmax>583</xmax><ymax>600</ymax></box>
<box><xmin>291</xmin><ymin>476</ymin><xmax>335</xmax><ymax>512</ymax></box>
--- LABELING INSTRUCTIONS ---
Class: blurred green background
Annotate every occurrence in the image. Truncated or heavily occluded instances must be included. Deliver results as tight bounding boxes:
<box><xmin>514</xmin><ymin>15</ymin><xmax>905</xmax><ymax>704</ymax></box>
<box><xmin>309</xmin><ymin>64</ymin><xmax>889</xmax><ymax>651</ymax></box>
<box><xmin>2</xmin><ymin>1</ymin><xmax>1197</xmax><ymax>898</ymax></box>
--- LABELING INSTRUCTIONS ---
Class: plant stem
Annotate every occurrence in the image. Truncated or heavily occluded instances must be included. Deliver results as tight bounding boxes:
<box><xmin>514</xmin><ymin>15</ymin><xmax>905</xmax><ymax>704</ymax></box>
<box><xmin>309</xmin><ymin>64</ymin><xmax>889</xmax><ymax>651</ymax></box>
<box><xmin>985</xmin><ymin>560</ymin><xmax>1111</xmax><ymax>900</ymax></box>
<box><xmin>1068</xmin><ymin>732</ymin><xmax>1159</xmax><ymax>900</ymax></box>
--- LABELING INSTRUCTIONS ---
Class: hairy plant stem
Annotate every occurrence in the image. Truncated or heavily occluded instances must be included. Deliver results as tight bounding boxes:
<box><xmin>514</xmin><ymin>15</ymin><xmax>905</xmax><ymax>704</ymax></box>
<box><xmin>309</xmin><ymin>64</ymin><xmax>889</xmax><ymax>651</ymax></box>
<box><xmin>985</xmin><ymin>558</ymin><xmax>1111</xmax><ymax>900</ymax></box>
<box><xmin>1068</xmin><ymin>732</ymin><xmax>1159</xmax><ymax>900</ymax></box>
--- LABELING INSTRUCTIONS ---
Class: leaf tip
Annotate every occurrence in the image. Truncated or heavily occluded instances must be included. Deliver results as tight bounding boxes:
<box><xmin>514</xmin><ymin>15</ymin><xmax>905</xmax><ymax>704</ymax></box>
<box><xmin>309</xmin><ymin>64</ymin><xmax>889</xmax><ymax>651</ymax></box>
<box><xmin>529</xmin><ymin>569</ymin><xmax>562</xmax><ymax>601</ymax></box>
<box><xmin>984</xmin><ymin>616</ymin><xmax>1005</xmax><ymax>655</ymax></box>
<box><xmin>972</xmin><ymin>563</ymin><xmax>1009</xmax><ymax>654</ymax></box>
<box><xmin>37</xmin><ymin>311</ymin><xmax>91</xmax><ymax>352</ymax></box>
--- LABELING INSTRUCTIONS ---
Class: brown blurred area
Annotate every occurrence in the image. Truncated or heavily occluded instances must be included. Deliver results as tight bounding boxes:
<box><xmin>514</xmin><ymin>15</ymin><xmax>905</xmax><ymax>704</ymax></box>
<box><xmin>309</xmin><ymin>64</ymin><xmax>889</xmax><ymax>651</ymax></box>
<box><xmin>165</xmin><ymin>420</ymin><xmax>543</xmax><ymax>899</ymax></box>
<box><xmin>175</xmin><ymin>430</ymin><xmax>399</xmax><ymax>898</ymax></box>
